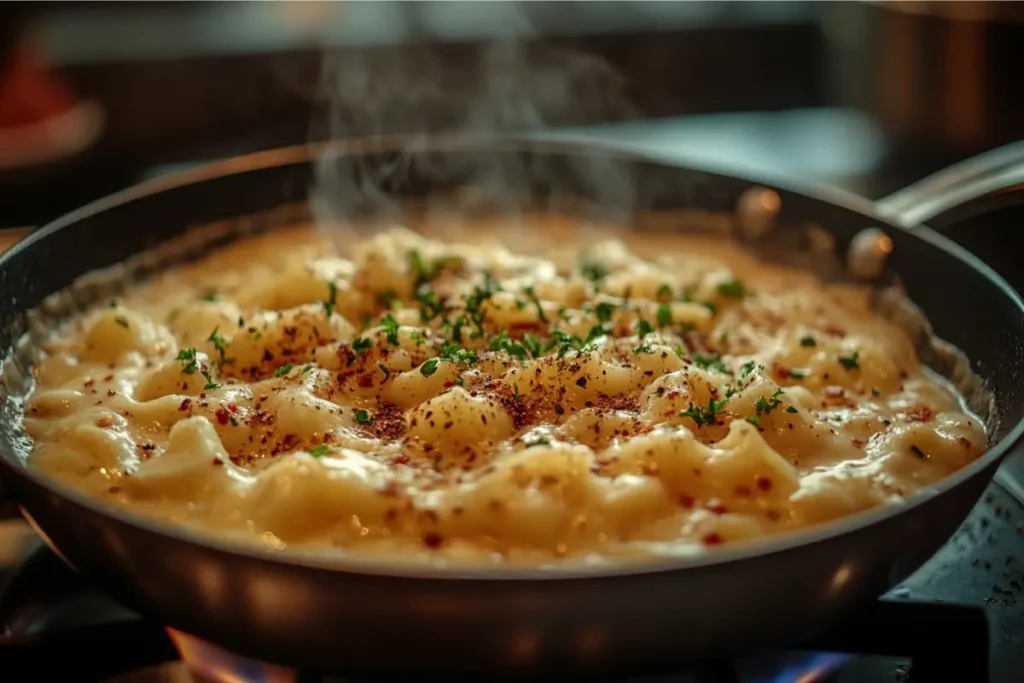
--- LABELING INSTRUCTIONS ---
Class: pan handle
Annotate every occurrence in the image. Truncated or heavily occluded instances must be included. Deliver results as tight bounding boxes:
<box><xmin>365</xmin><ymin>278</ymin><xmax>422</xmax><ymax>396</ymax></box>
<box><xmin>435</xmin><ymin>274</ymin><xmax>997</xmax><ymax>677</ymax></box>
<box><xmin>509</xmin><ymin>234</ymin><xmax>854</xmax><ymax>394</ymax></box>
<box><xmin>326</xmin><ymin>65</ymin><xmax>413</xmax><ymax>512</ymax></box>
<box><xmin>875</xmin><ymin>141</ymin><xmax>1024</xmax><ymax>230</ymax></box>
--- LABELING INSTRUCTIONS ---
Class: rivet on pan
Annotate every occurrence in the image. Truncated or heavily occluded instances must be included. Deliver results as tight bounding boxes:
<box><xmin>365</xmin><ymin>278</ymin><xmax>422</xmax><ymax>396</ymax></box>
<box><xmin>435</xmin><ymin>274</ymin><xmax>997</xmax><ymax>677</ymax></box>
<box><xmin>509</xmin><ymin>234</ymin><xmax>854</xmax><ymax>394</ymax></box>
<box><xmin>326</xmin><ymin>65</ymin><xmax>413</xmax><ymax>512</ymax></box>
<box><xmin>736</xmin><ymin>186</ymin><xmax>781</xmax><ymax>239</ymax></box>
<box><xmin>847</xmin><ymin>227</ymin><xmax>894</xmax><ymax>280</ymax></box>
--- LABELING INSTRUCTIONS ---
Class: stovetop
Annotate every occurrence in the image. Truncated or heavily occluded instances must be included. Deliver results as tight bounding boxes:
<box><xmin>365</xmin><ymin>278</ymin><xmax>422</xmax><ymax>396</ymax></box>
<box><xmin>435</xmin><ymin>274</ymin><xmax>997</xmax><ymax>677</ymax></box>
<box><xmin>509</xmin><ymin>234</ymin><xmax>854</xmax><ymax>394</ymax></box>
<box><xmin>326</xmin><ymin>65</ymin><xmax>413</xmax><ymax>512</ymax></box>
<box><xmin>1</xmin><ymin>464</ymin><xmax>1022</xmax><ymax>683</ymax></box>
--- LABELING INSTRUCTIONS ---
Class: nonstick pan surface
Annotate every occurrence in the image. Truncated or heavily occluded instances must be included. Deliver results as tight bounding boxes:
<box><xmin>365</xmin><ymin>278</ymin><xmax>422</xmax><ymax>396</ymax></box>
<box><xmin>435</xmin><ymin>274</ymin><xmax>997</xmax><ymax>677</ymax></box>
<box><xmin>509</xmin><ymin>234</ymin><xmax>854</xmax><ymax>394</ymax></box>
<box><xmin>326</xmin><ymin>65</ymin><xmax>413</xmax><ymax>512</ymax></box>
<box><xmin>1</xmin><ymin>137</ymin><xmax>1023</xmax><ymax>678</ymax></box>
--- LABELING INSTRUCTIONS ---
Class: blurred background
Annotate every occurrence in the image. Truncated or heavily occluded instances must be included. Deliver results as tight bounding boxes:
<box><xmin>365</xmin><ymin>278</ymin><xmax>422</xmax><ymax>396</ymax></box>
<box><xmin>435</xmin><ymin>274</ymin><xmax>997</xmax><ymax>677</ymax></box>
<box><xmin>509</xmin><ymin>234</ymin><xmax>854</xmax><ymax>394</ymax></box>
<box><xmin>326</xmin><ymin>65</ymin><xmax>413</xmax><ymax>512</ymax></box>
<box><xmin>1</xmin><ymin>0</ymin><xmax>1023</xmax><ymax>230</ymax></box>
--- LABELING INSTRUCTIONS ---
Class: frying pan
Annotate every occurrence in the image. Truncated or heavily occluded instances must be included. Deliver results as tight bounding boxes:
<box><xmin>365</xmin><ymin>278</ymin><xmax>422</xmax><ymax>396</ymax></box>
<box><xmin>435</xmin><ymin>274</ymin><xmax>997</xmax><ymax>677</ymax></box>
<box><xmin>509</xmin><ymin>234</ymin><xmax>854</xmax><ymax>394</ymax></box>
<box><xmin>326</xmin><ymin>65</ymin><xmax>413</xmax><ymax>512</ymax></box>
<box><xmin>0</xmin><ymin>136</ymin><xmax>1023</xmax><ymax>679</ymax></box>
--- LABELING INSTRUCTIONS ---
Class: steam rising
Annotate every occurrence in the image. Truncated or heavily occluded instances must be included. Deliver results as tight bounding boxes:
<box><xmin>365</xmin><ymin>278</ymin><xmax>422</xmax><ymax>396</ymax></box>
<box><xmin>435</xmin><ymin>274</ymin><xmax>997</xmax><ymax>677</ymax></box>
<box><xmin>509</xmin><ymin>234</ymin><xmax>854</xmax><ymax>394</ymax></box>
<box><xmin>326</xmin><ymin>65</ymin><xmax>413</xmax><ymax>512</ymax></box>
<box><xmin>310</xmin><ymin>15</ymin><xmax>638</xmax><ymax>251</ymax></box>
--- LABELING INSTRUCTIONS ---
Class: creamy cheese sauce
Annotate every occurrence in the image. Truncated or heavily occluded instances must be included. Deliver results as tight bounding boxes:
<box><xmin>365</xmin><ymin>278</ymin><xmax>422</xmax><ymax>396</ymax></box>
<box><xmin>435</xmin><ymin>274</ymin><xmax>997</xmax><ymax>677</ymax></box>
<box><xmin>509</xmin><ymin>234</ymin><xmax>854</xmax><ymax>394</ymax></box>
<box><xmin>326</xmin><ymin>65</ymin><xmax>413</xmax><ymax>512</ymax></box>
<box><xmin>22</xmin><ymin>216</ymin><xmax>987</xmax><ymax>566</ymax></box>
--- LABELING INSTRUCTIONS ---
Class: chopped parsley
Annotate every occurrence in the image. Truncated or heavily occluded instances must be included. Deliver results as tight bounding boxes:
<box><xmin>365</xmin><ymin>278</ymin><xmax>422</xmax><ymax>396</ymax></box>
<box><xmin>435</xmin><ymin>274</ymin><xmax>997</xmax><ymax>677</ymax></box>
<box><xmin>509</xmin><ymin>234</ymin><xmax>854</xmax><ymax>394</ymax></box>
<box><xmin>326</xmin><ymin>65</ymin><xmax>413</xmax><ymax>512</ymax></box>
<box><xmin>302</xmin><ymin>364</ymin><xmax>313</xmax><ymax>374</ymax></box>
<box><xmin>409</xmin><ymin>249</ymin><xmax>461</xmax><ymax>286</ymax></box>
<box><xmin>201</xmin><ymin>370</ymin><xmax>220</xmax><ymax>391</ymax></box>
<box><xmin>522</xmin><ymin>286</ymin><xmax>548</xmax><ymax>323</ymax></box>
<box><xmin>739</xmin><ymin>360</ymin><xmax>757</xmax><ymax>379</ymax></box>
<box><xmin>634</xmin><ymin>319</ymin><xmax>655</xmax><ymax>338</ymax></box>
<box><xmin>521</xmin><ymin>333</ymin><xmax>542</xmax><ymax>358</ymax></box>
<box><xmin>754</xmin><ymin>387</ymin><xmax>785</xmax><ymax>416</ymax></box>
<box><xmin>717</xmin><ymin>279</ymin><xmax>746</xmax><ymax>298</ymax></box>
<box><xmin>229</xmin><ymin>415</ymin><xmax>238</xmax><ymax>427</ymax></box>
<box><xmin>745</xmin><ymin>416</ymin><xmax>761</xmax><ymax>426</ymax></box>
<box><xmin>273</xmin><ymin>364</ymin><xmax>294</xmax><ymax>378</ymax></box>
<box><xmin>324</xmin><ymin>281</ymin><xmax>338</xmax><ymax>318</ymax></box>
<box><xmin>656</xmin><ymin>283</ymin><xmax>673</xmax><ymax>302</ymax></box>
<box><xmin>377</xmin><ymin>290</ymin><xmax>400</xmax><ymax>311</ymax></box>
<box><xmin>420</xmin><ymin>358</ymin><xmax>439</xmax><ymax>377</ymax></box>
<box><xmin>680</xmin><ymin>397</ymin><xmax>728</xmax><ymax>426</ymax></box>
<box><xmin>910</xmin><ymin>445</ymin><xmax>926</xmax><ymax>459</ymax></box>
<box><xmin>440</xmin><ymin>343</ymin><xmax>478</xmax><ymax>366</ymax></box>
<box><xmin>199</xmin><ymin>291</ymin><xmax>218</xmax><ymax>302</ymax></box>
<box><xmin>380</xmin><ymin>314</ymin><xmax>401</xmax><ymax>345</ymax></box>
<box><xmin>579</xmin><ymin>261</ymin><xmax>608</xmax><ymax>284</ymax></box>
<box><xmin>115</xmin><ymin>316</ymin><xmax>129</xmax><ymax>329</ymax></box>
<box><xmin>786</xmin><ymin>406</ymin><xmax>798</xmax><ymax>414</ymax></box>
<box><xmin>177</xmin><ymin>348</ymin><xmax>199</xmax><ymax>375</ymax></box>
<box><xmin>354</xmin><ymin>409</ymin><xmax>373</xmax><ymax>425</ymax></box>
<box><xmin>800</xmin><ymin>335</ymin><xmax>817</xmax><ymax>347</ymax></box>
<box><xmin>410</xmin><ymin>331</ymin><xmax>426</xmax><ymax>345</ymax></box>
<box><xmin>674</xmin><ymin>346</ymin><xmax>687</xmax><ymax>359</ymax></box>
<box><xmin>525</xmin><ymin>437</ymin><xmax>552</xmax><ymax>448</ymax></box>
<box><xmin>490</xmin><ymin>329</ymin><xmax>531</xmax><ymax>360</ymax></box>
<box><xmin>594</xmin><ymin>301</ymin><xmax>617</xmax><ymax>323</ymax></box>
<box><xmin>693</xmin><ymin>351</ymin><xmax>728</xmax><ymax>374</ymax></box>
<box><xmin>378</xmin><ymin>363</ymin><xmax>390</xmax><ymax>379</ymax></box>
<box><xmin>351</xmin><ymin>337</ymin><xmax>372</xmax><ymax>355</ymax></box>
<box><xmin>308</xmin><ymin>445</ymin><xmax>330</xmax><ymax>457</ymax></box>
<box><xmin>788</xmin><ymin>368</ymin><xmax>808</xmax><ymax>379</ymax></box>
<box><xmin>415</xmin><ymin>284</ymin><xmax>446</xmax><ymax>322</ymax></box>
<box><xmin>839</xmin><ymin>351</ymin><xmax>860</xmax><ymax>370</ymax></box>
<box><xmin>454</xmin><ymin>375</ymin><xmax>464</xmax><ymax>386</ymax></box>
<box><xmin>634</xmin><ymin>344</ymin><xmax>655</xmax><ymax>355</ymax></box>
<box><xmin>208</xmin><ymin>327</ymin><xmax>233</xmax><ymax>366</ymax></box>
<box><xmin>656</xmin><ymin>303</ymin><xmax>672</xmax><ymax>328</ymax></box>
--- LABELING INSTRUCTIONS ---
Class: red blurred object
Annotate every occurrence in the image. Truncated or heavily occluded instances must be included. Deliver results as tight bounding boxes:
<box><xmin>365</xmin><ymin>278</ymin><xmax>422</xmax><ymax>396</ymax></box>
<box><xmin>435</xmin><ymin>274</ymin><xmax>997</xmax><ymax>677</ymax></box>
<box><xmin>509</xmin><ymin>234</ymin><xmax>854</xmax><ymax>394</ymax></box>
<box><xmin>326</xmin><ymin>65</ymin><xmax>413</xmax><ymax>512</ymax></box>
<box><xmin>0</xmin><ymin>40</ymin><xmax>103</xmax><ymax>170</ymax></box>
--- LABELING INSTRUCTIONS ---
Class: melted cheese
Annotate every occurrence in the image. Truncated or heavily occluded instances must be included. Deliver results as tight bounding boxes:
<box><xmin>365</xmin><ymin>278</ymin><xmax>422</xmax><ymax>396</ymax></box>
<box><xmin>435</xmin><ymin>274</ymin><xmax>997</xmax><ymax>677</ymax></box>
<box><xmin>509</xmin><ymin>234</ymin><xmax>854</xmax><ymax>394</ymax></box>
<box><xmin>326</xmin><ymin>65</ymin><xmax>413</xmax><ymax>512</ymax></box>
<box><xmin>22</xmin><ymin>217</ymin><xmax>987</xmax><ymax>567</ymax></box>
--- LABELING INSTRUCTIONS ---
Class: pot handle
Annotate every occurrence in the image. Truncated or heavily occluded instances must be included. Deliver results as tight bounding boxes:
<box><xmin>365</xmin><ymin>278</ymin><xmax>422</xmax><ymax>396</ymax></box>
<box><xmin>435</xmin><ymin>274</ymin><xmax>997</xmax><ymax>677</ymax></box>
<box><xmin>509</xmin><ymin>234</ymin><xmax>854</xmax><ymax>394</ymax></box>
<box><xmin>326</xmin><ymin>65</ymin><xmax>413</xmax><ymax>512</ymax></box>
<box><xmin>875</xmin><ymin>141</ymin><xmax>1024</xmax><ymax>230</ymax></box>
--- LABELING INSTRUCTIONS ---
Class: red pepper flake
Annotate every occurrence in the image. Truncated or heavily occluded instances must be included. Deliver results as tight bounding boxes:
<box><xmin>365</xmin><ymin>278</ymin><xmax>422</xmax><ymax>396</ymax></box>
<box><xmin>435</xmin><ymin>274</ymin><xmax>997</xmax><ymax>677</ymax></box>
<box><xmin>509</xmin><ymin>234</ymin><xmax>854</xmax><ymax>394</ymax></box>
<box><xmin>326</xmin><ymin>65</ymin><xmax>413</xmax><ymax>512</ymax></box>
<box><xmin>702</xmin><ymin>532</ymin><xmax>724</xmax><ymax>545</ymax></box>
<box><xmin>766</xmin><ymin>509</ymin><xmax>781</xmax><ymax>521</ymax></box>
<box><xmin>755</xmin><ymin>475</ymin><xmax>773</xmax><ymax>491</ymax></box>
<box><xmin>84</xmin><ymin>379</ymin><xmax>95</xmax><ymax>388</ymax></box>
<box><xmin>103</xmin><ymin>374</ymin><xmax>114</xmax><ymax>382</ymax></box>
<box><xmin>772</xmin><ymin>363</ymin><xmax>791</xmax><ymax>379</ymax></box>
<box><xmin>852</xmin><ymin>438</ymin><xmax>865</xmax><ymax>448</ymax></box>
<box><xmin>705</xmin><ymin>499</ymin><xmax>728</xmax><ymax>515</ymax></box>
<box><xmin>215</xmin><ymin>408</ymin><xmax>230</xmax><ymax>426</ymax></box>
<box><xmin>179</xmin><ymin>398</ymin><xmax>192</xmax><ymax>412</ymax></box>
<box><xmin>678</xmin><ymin>494</ymin><xmax>695</xmax><ymax>508</ymax></box>
<box><xmin>228</xmin><ymin>404</ymin><xmax>239</xmax><ymax>414</ymax></box>
<box><xmin>95</xmin><ymin>417</ymin><xmax>113</xmax><ymax>428</ymax></box>
<box><xmin>423</xmin><ymin>532</ymin><xmax>444</xmax><ymax>549</ymax></box>
<box><xmin>212</xmin><ymin>458</ymin><xmax>224</xmax><ymax>466</ymax></box>
<box><xmin>392</xmin><ymin>454</ymin><xmax>410</xmax><ymax>465</ymax></box>
<box><xmin>734</xmin><ymin>484</ymin><xmax>752</xmax><ymax>497</ymax></box>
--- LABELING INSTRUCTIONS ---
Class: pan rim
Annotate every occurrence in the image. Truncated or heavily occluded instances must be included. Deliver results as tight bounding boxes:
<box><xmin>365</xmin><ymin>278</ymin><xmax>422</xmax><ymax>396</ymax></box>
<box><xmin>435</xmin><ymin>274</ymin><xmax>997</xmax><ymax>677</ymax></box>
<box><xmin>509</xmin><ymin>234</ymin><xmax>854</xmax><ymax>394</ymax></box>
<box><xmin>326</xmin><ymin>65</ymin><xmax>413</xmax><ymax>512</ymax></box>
<box><xmin>3</xmin><ymin>134</ymin><xmax>1023</xmax><ymax>581</ymax></box>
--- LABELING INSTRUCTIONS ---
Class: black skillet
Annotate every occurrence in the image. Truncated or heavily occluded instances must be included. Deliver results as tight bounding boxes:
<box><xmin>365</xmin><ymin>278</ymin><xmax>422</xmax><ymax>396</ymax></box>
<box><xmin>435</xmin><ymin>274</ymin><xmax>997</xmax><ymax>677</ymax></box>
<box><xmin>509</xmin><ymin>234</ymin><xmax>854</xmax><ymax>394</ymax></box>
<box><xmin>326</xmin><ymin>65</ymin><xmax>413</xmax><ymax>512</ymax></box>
<box><xmin>0</xmin><ymin>137</ymin><xmax>1022</xmax><ymax>679</ymax></box>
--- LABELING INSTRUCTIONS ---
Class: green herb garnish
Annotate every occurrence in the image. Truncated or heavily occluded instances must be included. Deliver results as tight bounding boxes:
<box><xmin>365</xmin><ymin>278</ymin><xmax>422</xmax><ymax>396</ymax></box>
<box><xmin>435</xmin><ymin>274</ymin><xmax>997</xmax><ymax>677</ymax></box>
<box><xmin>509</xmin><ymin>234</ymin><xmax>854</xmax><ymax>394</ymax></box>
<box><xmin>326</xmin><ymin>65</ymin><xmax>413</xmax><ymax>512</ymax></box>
<box><xmin>635</xmin><ymin>319</ymin><xmax>655</xmax><ymax>338</ymax></box>
<box><xmin>302</xmin><ymin>364</ymin><xmax>313</xmax><ymax>374</ymax></box>
<box><xmin>717</xmin><ymin>279</ymin><xmax>746</xmax><ymax>298</ymax></box>
<box><xmin>199</xmin><ymin>291</ymin><xmax>218</xmax><ymax>302</ymax></box>
<box><xmin>354</xmin><ymin>409</ymin><xmax>373</xmax><ymax>425</ymax></box>
<box><xmin>208</xmin><ymin>327</ymin><xmax>233</xmax><ymax>366</ymax></box>
<box><xmin>680</xmin><ymin>397</ymin><xmax>728</xmax><ymax>426</ymax></box>
<box><xmin>378</xmin><ymin>363</ymin><xmax>390</xmax><ymax>379</ymax></box>
<box><xmin>380</xmin><ymin>314</ymin><xmax>401</xmax><ymax>346</ymax></box>
<box><xmin>656</xmin><ymin>283</ymin><xmax>673</xmax><ymax>302</ymax></box>
<box><xmin>786</xmin><ymin>406</ymin><xmax>798</xmax><ymax>414</ymax></box>
<box><xmin>745</xmin><ymin>416</ymin><xmax>761</xmax><ymax>426</ymax></box>
<box><xmin>351</xmin><ymin>337</ymin><xmax>372</xmax><ymax>356</ymax></box>
<box><xmin>309</xmin><ymin>445</ymin><xmax>330</xmax><ymax>457</ymax></box>
<box><xmin>525</xmin><ymin>437</ymin><xmax>551</xmax><ymax>448</ymax></box>
<box><xmin>324</xmin><ymin>281</ymin><xmax>338</xmax><ymax>318</ymax></box>
<box><xmin>579</xmin><ymin>261</ymin><xmax>608</xmax><ymax>284</ymax></box>
<box><xmin>115</xmin><ymin>316</ymin><xmax>129</xmax><ymax>329</ymax></box>
<box><xmin>522</xmin><ymin>286</ymin><xmax>548</xmax><ymax>323</ymax></box>
<box><xmin>800</xmin><ymin>336</ymin><xmax>817</xmax><ymax>347</ymax></box>
<box><xmin>201</xmin><ymin>369</ymin><xmax>220</xmax><ymax>391</ymax></box>
<box><xmin>754</xmin><ymin>387</ymin><xmax>785</xmax><ymax>416</ymax></box>
<box><xmin>839</xmin><ymin>351</ymin><xmax>860</xmax><ymax>370</ymax></box>
<box><xmin>693</xmin><ymin>351</ymin><xmax>728</xmax><ymax>374</ymax></box>
<box><xmin>177</xmin><ymin>348</ymin><xmax>199</xmax><ymax>375</ymax></box>
<box><xmin>420</xmin><ymin>358</ymin><xmax>440</xmax><ymax>377</ymax></box>
<box><xmin>656</xmin><ymin>303</ymin><xmax>672</xmax><ymax>328</ymax></box>
<box><xmin>273</xmin><ymin>364</ymin><xmax>293</xmax><ymax>378</ymax></box>
<box><xmin>594</xmin><ymin>301</ymin><xmax>617</xmax><ymax>323</ymax></box>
